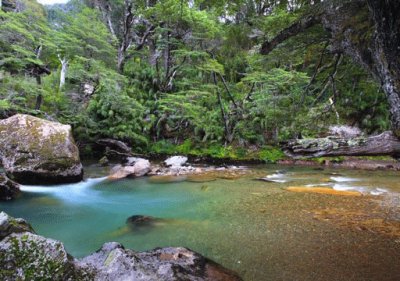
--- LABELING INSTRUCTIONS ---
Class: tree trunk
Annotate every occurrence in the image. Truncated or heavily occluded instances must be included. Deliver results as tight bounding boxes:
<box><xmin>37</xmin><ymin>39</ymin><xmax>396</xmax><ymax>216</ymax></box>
<box><xmin>59</xmin><ymin>56</ymin><xmax>68</xmax><ymax>91</ymax></box>
<box><xmin>283</xmin><ymin>131</ymin><xmax>400</xmax><ymax>159</ymax></box>
<box><xmin>35</xmin><ymin>75</ymin><xmax>42</xmax><ymax>110</ymax></box>
<box><xmin>260</xmin><ymin>0</ymin><xmax>400</xmax><ymax>139</ymax></box>
<box><xmin>365</xmin><ymin>0</ymin><xmax>400</xmax><ymax>137</ymax></box>
<box><xmin>117</xmin><ymin>46</ymin><xmax>126</xmax><ymax>73</ymax></box>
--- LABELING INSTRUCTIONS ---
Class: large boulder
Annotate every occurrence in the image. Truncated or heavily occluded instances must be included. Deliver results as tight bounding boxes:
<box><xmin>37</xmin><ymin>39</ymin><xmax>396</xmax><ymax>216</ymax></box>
<box><xmin>0</xmin><ymin>173</ymin><xmax>20</xmax><ymax>200</ymax></box>
<box><xmin>0</xmin><ymin>212</ymin><xmax>242</xmax><ymax>281</ymax></box>
<box><xmin>0</xmin><ymin>114</ymin><xmax>83</xmax><ymax>184</ymax></box>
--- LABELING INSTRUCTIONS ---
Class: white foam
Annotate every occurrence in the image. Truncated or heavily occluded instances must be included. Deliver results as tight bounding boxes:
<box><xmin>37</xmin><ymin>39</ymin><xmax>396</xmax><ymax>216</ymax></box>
<box><xmin>332</xmin><ymin>183</ymin><xmax>366</xmax><ymax>192</ymax></box>
<box><xmin>330</xmin><ymin>176</ymin><xmax>361</xmax><ymax>182</ymax></box>
<box><xmin>262</xmin><ymin>173</ymin><xmax>289</xmax><ymax>183</ymax></box>
<box><xmin>20</xmin><ymin>177</ymin><xmax>107</xmax><ymax>203</ymax></box>
<box><xmin>370</xmin><ymin>188</ymin><xmax>388</xmax><ymax>196</ymax></box>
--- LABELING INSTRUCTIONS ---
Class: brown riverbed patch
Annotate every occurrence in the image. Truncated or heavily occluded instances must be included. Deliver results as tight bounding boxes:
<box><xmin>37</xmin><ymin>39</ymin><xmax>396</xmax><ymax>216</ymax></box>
<box><xmin>311</xmin><ymin>208</ymin><xmax>400</xmax><ymax>238</ymax></box>
<box><xmin>186</xmin><ymin>174</ymin><xmax>217</xmax><ymax>183</ymax></box>
<box><xmin>148</xmin><ymin>175</ymin><xmax>187</xmax><ymax>183</ymax></box>
<box><xmin>287</xmin><ymin>186</ymin><xmax>362</xmax><ymax>196</ymax></box>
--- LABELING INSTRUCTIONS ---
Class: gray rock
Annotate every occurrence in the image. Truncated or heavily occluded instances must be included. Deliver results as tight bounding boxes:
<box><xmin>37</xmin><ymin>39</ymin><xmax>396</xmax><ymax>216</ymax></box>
<box><xmin>131</xmin><ymin>158</ymin><xmax>151</xmax><ymax>177</ymax></box>
<box><xmin>109</xmin><ymin>158</ymin><xmax>151</xmax><ymax>180</ymax></box>
<box><xmin>80</xmin><ymin>243</ymin><xmax>243</xmax><ymax>281</ymax></box>
<box><xmin>164</xmin><ymin>156</ymin><xmax>188</xmax><ymax>167</ymax></box>
<box><xmin>0</xmin><ymin>173</ymin><xmax>20</xmax><ymax>200</ymax></box>
<box><xmin>0</xmin><ymin>114</ymin><xmax>83</xmax><ymax>184</ymax></box>
<box><xmin>0</xmin><ymin>213</ymin><xmax>242</xmax><ymax>281</ymax></box>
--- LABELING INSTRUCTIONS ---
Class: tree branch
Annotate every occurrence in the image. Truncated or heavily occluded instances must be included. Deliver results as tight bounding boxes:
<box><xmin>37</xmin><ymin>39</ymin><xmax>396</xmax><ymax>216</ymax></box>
<box><xmin>260</xmin><ymin>14</ymin><xmax>321</xmax><ymax>55</ymax></box>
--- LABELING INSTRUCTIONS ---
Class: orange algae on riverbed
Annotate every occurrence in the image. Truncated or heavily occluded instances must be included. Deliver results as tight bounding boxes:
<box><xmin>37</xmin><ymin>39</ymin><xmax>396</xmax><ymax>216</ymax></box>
<box><xmin>311</xmin><ymin>208</ymin><xmax>400</xmax><ymax>238</ymax></box>
<box><xmin>287</xmin><ymin>186</ymin><xmax>362</xmax><ymax>196</ymax></box>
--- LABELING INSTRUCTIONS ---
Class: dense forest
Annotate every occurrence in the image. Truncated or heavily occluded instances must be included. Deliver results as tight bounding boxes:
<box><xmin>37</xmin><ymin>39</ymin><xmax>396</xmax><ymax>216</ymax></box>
<box><xmin>1</xmin><ymin>0</ymin><xmax>398</xmax><ymax>161</ymax></box>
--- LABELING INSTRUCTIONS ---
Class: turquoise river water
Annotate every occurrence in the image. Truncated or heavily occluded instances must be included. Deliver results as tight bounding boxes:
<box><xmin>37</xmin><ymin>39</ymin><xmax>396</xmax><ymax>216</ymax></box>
<box><xmin>1</xmin><ymin>164</ymin><xmax>400</xmax><ymax>281</ymax></box>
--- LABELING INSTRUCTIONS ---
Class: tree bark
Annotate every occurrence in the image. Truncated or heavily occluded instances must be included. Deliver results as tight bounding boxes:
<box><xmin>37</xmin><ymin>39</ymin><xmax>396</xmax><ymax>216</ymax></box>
<box><xmin>260</xmin><ymin>14</ymin><xmax>321</xmax><ymax>55</ymax></box>
<box><xmin>58</xmin><ymin>55</ymin><xmax>68</xmax><ymax>90</ymax></box>
<box><xmin>365</xmin><ymin>0</ymin><xmax>400</xmax><ymax>137</ymax></box>
<box><xmin>283</xmin><ymin>131</ymin><xmax>400</xmax><ymax>159</ymax></box>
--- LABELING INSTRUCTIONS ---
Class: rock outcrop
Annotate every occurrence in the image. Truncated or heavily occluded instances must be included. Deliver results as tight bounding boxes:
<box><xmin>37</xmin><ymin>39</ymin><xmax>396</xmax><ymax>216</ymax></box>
<box><xmin>0</xmin><ymin>173</ymin><xmax>20</xmax><ymax>200</ymax></box>
<box><xmin>0</xmin><ymin>114</ymin><xmax>83</xmax><ymax>184</ymax></box>
<box><xmin>1</xmin><ymin>0</ymin><xmax>17</xmax><ymax>12</ymax></box>
<box><xmin>0</xmin><ymin>212</ymin><xmax>242</xmax><ymax>281</ymax></box>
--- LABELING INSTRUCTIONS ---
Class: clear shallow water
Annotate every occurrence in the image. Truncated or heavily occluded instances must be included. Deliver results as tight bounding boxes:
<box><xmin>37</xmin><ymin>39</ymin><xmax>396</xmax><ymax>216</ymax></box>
<box><xmin>1</xmin><ymin>165</ymin><xmax>400</xmax><ymax>281</ymax></box>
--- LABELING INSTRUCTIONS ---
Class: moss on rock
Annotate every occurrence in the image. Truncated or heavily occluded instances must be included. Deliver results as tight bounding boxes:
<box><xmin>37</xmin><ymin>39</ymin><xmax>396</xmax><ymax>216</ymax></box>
<box><xmin>0</xmin><ymin>114</ymin><xmax>83</xmax><ymax>184</ymax></box>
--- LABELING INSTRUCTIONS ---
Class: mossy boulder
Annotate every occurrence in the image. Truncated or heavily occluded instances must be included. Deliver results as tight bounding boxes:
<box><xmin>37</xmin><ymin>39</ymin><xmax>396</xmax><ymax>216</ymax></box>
<box><xmin>0</xmin><ymin>173</ymin><xmax>20</xmax><ymax>201</ymax></box>
<box><xmin>0</xmin><ymin>114</ymin><xmax>83</xmax><ymax>184</ymax></box>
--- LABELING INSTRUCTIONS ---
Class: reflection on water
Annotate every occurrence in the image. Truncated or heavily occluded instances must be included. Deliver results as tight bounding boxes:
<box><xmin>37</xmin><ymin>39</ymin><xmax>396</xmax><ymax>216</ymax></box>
<box><xmin>1</xmin><ymin>165</ymin><xmax>400</xmax><ymax>281</ymax></box>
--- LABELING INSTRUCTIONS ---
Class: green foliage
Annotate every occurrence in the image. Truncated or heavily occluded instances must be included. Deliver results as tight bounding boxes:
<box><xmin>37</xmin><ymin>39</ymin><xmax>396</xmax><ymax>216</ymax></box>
<box><xmin>0</xmin><ymin>0</ymin><xmax>391</xmax><ymax>160</ymax></box>
<box><xmin>82</xmin><ymin>79</ymin><xmax>148</xmax><ymax>147</ymax></box>
<box><xmin>258</xmin><ymin>147</ymin><xmax>286</xmax><ymax>163</ymax></box>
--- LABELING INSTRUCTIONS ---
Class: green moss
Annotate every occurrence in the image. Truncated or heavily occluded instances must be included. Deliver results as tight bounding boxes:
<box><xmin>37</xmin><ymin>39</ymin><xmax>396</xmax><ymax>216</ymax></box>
<box><xmin>312</xmin><ymin>156</ymin><xmax>345</xmax><ymax>164</ymax></box>
<box><xmin>0</xmin><ymin>233</ymin><xmax>91</xmax><ymax>281</ymax></box>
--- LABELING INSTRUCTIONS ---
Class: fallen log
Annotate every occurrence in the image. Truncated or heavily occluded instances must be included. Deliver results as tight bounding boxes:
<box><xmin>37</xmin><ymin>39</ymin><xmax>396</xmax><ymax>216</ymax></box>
<box><xmin>283</xmin><ymin>131</ymin><xmax>400</xmax><ymax>159</ymax></box>
<box><xmin>96</xmin><ymin>138</ymin><xmax>132</xmax><ymax>154</ymax></box>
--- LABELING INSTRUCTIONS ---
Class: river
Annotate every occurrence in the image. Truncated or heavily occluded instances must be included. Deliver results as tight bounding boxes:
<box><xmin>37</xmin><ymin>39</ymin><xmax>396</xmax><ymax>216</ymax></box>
<box><xmin>1</xmin><ymin>164</ymin><xmax>399</xmax><ymax>280</ymax></box>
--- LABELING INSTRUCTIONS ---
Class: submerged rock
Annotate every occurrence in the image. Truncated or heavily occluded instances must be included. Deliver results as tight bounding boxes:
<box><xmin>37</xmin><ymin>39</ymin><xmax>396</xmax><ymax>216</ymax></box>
<box><xmin>108</xmin><ymin>158</ymin><xmax>151</xmax><ymax>180</ymax></box>
<box><xmin>0</xmin><ymin>114</ymin><xmax>83</xmax><ymax>184</ymax></box>
<box><xmin>126</xmin><ymin>215</ymin><xmax>157</xmax><ymax>228</ymax></box>
<box><xmin>0</xmin><ymin>212</ymin><xmax>242</xmax><ymax>281</ymax></box>
<box><xmin>0</xmin><ymin>173</ymin><xmax>20</xmax><ymax>200</ymax></box>
<box><xmin>148</xmin><ymin>175</ymin><xmax>188</xmax><ymax>184</ymax></box>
